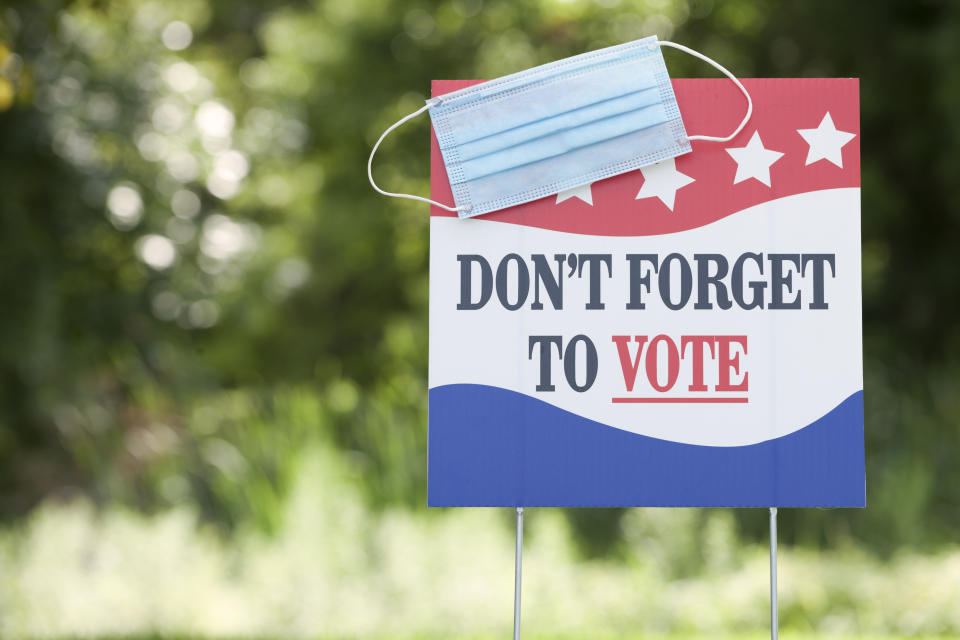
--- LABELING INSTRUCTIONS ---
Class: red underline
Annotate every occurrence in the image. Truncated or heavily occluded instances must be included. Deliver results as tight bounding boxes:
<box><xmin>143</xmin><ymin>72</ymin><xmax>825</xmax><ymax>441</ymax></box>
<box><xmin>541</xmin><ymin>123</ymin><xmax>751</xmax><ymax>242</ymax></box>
<box><xmin>611</xmin><ymin>397</ymin><xmax>749</xmax><ymax>404</ymax></box>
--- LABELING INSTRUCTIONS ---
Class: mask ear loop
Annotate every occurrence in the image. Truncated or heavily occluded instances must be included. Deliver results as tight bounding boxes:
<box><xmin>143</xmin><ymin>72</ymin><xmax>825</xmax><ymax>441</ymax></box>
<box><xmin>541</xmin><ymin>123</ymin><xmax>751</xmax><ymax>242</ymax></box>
<box><xmin>657</xmin><ymin>40</ymin><xmax>753</xmax><ymax>143</ymax></box>
<box><xmin>367</xmin><ymin>98</ymin><xmax>470</xmax><ymax>213</ymax></box>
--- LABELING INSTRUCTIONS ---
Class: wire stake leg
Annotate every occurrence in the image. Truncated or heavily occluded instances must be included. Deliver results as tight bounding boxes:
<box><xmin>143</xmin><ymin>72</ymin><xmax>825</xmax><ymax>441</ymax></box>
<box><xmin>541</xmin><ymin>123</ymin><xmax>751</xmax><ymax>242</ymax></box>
<box><xmin>514</xmin><ymin>506</ymin><xmax>524</xmax><ymax>640</ymax></box>
<box><xmin>770</xmin><ymin>507</ymin><xmax>778</xmax><ymax>640</ymax></box>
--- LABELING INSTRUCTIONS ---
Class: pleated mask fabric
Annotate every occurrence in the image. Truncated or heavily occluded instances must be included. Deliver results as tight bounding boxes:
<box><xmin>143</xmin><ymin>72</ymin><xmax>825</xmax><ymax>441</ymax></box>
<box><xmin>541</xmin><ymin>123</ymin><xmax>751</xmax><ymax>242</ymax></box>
<box><xmin>428</xmin><ymin>36</ymin><xmax>689</xmax><ymax>218</ymax></box>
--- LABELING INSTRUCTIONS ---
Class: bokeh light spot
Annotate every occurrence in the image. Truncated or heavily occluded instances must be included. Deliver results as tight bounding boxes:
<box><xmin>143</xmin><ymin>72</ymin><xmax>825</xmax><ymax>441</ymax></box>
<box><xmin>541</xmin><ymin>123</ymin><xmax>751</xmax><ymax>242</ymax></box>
<box><xmin>188</xmin><ymin>299</ymin><xmax>220</xmax><ymax>328</ymax></box>
<box><xmin>161</xmin><ymin>21</ymin><xmax>193</xmax><ymax>51</ymax></box>
<box><xmin>195</xmin><ymin>100</ymin><xmax>235</xmax><ymax>138</ymax></box>
<box><xmin>136</xmin><ymin>234</ymin><xmax>177</xmax><ymax>270</ymax></box>
<box><xmin>151</xmin><ymin>290</ymin><xmax>182</xmax><ymax>321</ymax></box>
<box><xmin>171</xmin><ymin>189</ymin><xmax>201</xmax><ymax>218</ymax></box>
<box><xmin>164</xmin><ymin>61</ymin><xmax>200</xmax><ymax>93</ymax></box>
<box><xmin>200</xmin><ymin>214</ymin><xmax>258</xmax><ymax>261</ymax></box>
<box><xmin>106</xmin><ymin>184</ymin><xmax>144</xmax><ymax>230</ymax></box>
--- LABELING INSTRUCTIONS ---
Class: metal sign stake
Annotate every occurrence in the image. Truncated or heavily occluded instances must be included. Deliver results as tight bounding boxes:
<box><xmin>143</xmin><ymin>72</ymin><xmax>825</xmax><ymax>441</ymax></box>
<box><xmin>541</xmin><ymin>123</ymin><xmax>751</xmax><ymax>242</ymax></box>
<box><xmin>769</xmin><ymin>506</ymin><xmax>778</xmax><ymax>640</ymax></box>
<box><xmin>513</xmin><ymin>506</ymin><xmax>524</xmax><ymax>640</ymax></box>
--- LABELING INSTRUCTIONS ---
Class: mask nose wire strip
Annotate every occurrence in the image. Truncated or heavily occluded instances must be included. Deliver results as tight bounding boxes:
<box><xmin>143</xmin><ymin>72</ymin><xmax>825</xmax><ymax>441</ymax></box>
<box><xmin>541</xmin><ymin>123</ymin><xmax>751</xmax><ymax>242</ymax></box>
<box><xmin>658</xmin><ymin>40</ymin><xmax>753</xmax><ymax>142</ymax></box>
<box><xmin>367</xmin><ymin>99</ymin><xmax>469</xmax><ymax>213</ymax></box>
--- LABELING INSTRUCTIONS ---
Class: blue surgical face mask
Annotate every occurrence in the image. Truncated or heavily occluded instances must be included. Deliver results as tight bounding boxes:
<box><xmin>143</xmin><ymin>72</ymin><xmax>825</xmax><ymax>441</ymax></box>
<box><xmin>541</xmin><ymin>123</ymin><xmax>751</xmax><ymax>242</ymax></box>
<box><xmin>368</xmin><ymin>37</ymin><xmax>752</xmax><ymax>219</ymax></box>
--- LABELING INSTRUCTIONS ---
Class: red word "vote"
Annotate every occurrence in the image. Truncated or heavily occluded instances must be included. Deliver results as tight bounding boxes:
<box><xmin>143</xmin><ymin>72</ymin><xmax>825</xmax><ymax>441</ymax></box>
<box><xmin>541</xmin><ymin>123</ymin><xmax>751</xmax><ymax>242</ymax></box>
<box><xmin>611</xmin><ymin>335</ymin><xmax>748</xmax><ymax>403</ymax></box>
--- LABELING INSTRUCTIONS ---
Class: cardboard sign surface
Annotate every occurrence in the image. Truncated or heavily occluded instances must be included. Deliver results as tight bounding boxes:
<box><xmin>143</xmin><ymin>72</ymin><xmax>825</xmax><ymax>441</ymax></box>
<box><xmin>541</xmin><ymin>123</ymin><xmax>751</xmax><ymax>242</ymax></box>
<box><xmin>428</xmin><ymin>78</ymin><xmax>864</xmax><ymax>507</ymax></box>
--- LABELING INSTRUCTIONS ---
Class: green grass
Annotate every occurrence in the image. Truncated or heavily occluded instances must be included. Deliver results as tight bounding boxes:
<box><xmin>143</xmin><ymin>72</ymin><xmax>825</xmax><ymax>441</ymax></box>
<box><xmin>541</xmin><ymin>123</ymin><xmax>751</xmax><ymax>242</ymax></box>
<box><xmin>24</xmin><ymin>631</ymin><xmax>958</xmax><ymax>640</ymax></box>
<box><xmin>2</xmin><ymin>452</ymin><xmax>960</xmax><ymax>639</ymax></box>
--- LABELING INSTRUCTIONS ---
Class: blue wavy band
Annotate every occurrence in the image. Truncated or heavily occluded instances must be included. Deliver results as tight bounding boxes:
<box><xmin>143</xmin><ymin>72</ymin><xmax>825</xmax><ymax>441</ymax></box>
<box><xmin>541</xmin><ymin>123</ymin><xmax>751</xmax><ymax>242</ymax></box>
<box><xmin>428</xmin><ymin>384</ymin><xmax>864</xmax><ymax>507</ymax></box>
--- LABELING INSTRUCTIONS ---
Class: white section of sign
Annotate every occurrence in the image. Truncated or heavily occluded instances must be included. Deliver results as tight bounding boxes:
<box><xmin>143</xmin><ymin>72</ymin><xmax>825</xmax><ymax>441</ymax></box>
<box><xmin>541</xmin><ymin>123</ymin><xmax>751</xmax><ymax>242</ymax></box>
<box><xmin>429</xmin><ymin>188</ymin><xmax>863</xmax><ymax>447</ymax></box>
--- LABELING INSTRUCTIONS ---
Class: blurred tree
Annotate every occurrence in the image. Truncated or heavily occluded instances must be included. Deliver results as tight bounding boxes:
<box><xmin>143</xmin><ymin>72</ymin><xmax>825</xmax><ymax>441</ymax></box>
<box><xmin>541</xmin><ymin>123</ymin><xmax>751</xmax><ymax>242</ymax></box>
<box><xmin>0</xmin><ymin>0</ymin><xmax>957</xmax><ymax>553</ymax></box>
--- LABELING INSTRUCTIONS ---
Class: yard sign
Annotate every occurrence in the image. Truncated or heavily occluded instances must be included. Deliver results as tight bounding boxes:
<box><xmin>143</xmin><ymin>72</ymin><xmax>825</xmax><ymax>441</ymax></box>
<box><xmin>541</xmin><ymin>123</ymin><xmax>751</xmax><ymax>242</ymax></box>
<box><xmin>428</xmin><ymin>78</ymin><xmax>864</xmax><ymax>507</ymax></box>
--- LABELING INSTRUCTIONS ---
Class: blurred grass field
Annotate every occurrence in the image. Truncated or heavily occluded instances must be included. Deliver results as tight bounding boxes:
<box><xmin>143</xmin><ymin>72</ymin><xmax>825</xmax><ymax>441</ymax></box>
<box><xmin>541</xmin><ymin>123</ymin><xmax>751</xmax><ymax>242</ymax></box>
<box><xmin>45</xmin><ymin>636</ymin><xmax>957</xmax><ymax>640</ymax></box>
<box><xmin>3</xmin><ymin>447</ymin><xmax>960</xmax><ymax>639</ymax></box>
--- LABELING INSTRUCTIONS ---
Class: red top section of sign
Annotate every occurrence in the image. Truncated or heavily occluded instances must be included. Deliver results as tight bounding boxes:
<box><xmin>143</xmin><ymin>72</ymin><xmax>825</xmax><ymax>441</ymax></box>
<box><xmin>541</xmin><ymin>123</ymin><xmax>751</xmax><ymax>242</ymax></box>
<box><xmin>430</xmin><ymin>78</ymin><xmax>859</xmax><ymax>236</ymax></box>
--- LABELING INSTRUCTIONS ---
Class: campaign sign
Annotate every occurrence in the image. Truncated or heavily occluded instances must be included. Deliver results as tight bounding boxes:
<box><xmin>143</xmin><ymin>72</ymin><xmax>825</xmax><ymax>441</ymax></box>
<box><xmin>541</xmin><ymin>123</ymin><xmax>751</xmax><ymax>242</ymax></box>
<box><xmin>428</xmin><ymin>78</ymin><xmax>864</xmax><ymax>507</ymax></box>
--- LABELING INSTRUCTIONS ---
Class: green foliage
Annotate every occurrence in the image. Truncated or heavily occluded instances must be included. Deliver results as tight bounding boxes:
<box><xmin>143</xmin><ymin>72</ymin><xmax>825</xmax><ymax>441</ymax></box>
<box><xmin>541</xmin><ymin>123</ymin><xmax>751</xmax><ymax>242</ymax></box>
<box><xmin>0</xmin><ymin>0</ymin><xmax>957</xmax><ymax>556</ymax></box>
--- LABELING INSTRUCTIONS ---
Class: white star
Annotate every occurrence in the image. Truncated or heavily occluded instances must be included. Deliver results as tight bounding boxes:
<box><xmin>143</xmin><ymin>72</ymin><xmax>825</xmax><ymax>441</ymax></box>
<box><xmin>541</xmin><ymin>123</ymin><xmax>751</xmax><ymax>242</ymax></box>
<box><xmin>634</xmin><ymin>158</ymin><xmax>695</xmax><ymax>211</ymax></box>
<box><xmin>726</xmin><ymin>131</ymin><xmax>784</xmax><ymax>187</ymax></box>
<box><xmin>797</xmin><ymin>112</ymin><xmax>856</xmax><ymax>168</ymax></box>
<box><xmin>556</xmin><ymin>182</ymin><xmax>593</xmax><ymax>205</ymax></box>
